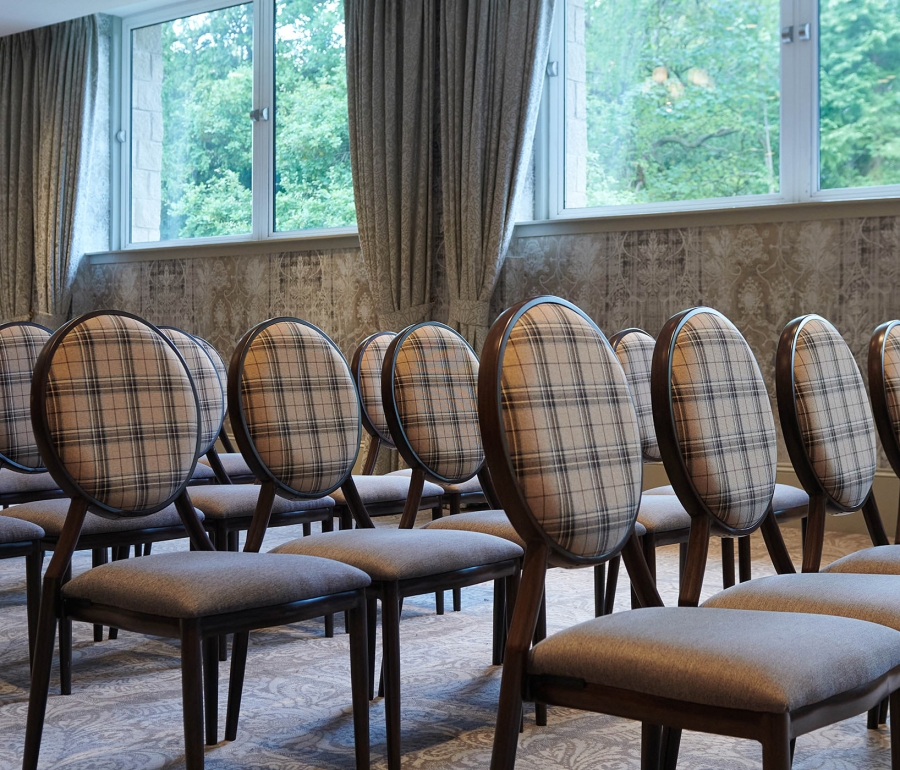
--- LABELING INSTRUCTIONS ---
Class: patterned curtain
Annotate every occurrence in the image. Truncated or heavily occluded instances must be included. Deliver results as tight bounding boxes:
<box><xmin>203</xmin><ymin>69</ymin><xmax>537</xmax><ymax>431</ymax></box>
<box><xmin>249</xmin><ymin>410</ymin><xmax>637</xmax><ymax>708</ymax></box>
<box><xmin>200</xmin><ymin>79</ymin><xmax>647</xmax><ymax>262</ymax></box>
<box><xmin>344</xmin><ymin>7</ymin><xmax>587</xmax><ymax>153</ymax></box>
<box><xmin>0</xmin><ymin>16</ymin><xmax>102</xmax><ymax>327</ymax></box>
<box><xmin>345</xmin><ymin>0</ymin><xmax>436</xmax><ymax>332</ymax></box>
<box><xmin>439</xmin><ymin>0</ymin><xmax>555</xmax><ymax>350</ymax></box>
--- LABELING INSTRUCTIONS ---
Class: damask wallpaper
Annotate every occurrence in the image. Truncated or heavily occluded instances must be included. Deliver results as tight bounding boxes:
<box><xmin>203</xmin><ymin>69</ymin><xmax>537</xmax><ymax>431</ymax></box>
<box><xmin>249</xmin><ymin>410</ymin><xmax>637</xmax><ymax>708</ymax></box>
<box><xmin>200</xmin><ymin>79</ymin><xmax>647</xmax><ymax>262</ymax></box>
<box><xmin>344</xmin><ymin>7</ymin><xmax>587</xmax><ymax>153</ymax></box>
<box><xmin>79</xmin><ymin>214</ymin><xmax>900</xmax><ymax>464</ymax></box>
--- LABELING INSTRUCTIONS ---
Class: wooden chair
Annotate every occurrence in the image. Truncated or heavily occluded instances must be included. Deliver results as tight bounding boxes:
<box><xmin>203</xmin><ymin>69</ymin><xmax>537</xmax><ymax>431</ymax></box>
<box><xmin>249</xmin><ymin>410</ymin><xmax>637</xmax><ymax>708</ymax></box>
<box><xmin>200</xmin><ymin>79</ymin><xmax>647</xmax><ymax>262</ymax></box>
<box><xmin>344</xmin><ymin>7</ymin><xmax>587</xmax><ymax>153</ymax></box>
<box><xmin>21</xmin><ymin>310</ymin><xmax>371</xmax><ymax>770</ymax></box>
<box><xmin>871</xmin><ymin>320</ymin><xmax>900</xmax><ymax>545</ymax></box>
<box><xmin>224</xmin><ymin>316</ymin><xmax>523</xmax><ymax>770</ymax></box>
<box><xmin>485</xmin><ymin>297</ymin><xmax>900</xmax><ymax>770</ymax></box>
<box><xmin>653</xmin><ymin>308</ymin><xmax>900</xmax><ymax>741</ymax></box>
<box><xmin>0</xmin><ymin>515</ymin><xmax>44</xmax><ymax>660</ymax></box>
<box><xmin>602</xmin><ymin>327</ymin><xmax>809</xmax><ymax>613</ymax></box>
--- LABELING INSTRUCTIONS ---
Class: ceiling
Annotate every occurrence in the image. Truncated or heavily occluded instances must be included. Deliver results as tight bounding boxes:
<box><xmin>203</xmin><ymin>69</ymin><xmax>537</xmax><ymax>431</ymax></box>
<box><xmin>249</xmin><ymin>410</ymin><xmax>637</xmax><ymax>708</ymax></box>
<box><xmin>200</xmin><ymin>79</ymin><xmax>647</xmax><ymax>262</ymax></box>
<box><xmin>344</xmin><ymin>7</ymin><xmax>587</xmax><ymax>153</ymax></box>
<box><xmin>0</xmin><ymin>0</ymin><xmax>178</xmax><ymax>37</ymax></box>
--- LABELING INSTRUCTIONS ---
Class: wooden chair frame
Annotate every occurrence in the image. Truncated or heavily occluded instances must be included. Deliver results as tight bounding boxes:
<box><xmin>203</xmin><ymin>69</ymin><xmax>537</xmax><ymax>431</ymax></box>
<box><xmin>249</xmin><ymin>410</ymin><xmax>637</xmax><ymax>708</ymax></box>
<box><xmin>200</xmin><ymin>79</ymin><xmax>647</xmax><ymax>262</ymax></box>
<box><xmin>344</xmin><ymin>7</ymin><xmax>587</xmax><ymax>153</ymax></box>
<box><xmin>869</xmin><ymin>321</ymin><xmax>900</xmax><ymax>545</ymax></box>
<box><xmin>0</xmin><ymin>531</ymin><xmax>42</xmax><ymax>660</ymax></box>
<box><xmin>228</xmin><ymin>316</ymin><xmax>520</xmax><ymax>770</ymax></box>
<box><xmin>485</xmin><ymin>298</ymin><xmax>900</xmax><ymax>770</ymax></box>
<box><xmin>21</xmin><ymin>310</ymin><xmax>370</xmax><ymax>770</ymax></box>
<box><xmin>776</xmin><ymin>314</ymin><xmax>890</xmax><ymax>574</ymax></box>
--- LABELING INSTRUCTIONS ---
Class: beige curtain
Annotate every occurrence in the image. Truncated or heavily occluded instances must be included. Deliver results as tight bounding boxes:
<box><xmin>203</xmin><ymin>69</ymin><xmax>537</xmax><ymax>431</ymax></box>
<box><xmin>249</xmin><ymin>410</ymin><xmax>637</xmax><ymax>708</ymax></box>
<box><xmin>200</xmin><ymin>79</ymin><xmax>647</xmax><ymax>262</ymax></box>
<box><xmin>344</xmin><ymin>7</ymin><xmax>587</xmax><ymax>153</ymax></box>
<box><xmin>345</xmin><ymin>1</ymin><xmax>435</xmax><ymax>331</ymax></box>
<box><xmin>0</xmin><ymin>16</ymin><xmax>100</xmax><ymax>327</ymax></box>
<box><xmin>440</xmin><ymin>0</ymin><xmax>555</xmax><ymax>349</ymax></box>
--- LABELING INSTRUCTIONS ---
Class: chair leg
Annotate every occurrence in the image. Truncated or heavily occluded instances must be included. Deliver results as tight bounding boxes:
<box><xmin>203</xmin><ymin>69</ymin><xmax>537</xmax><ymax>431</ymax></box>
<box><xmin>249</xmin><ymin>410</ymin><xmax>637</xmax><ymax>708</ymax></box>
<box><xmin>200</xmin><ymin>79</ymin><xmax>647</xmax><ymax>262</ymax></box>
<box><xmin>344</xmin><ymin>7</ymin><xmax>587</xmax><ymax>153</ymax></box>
<box><xmin>604</xmin><ymin>555</ymin><xmax>620</xmax><ymax>615</ymax></box>
<box><xmin>347</xmin><ymin>601</ymin><xmax>371</xmax><ymax>770</ymax></box>
<box><xmin>367</xmin><ymin>598</ymin><xmax>377</xmax><ymax>701</ymax></box>
<box><xmin>721</xmin><ymin>537</ymin><xmax>736</xmax><ymax>588</ymax></box>
<box><xmin>322</xmin><ymin>516</ymin><xmax>336</xmax><ymax>633</ymax></box>
<box><xmin>453</xmin><ymin>588</ymin><xmax>461</xmax><ymax>612</ymax></box>
<box><xmin>203</xmin><ymin>636</ymin><xmax>219</xmax><ymax>745</ymax></box>
<box><xmin>21</xmin><ymin>580</ymin><xmax>60</xmax><ymax>770</ymax></box>
<box><xmin>108</xmin><ymin>546</ymin><xmax>129</xmax><ymax>641</ymax></box>
<box><xmin>25</xmin><ymin>548</ymin><xmax>43</xmax><ymax>665</ymax></box>
<box><xmin>869</xmin><ymin>703</ymin><xmax>882</xmax><ymax>729</ymax></box>
<box><xmin>738</xmin><ymin>536</ymin><xmax>752</xmax><ymax>582</ymax></box>
<box><xmin>881</xmin><ymin>695</ymin><xmax>890</xmax><ymax>724</ymax></box>
<box><xmin>890</xmin><ymin>689</ymin><xmax>899</xmax><ymax>769</ymax></box>
<box><xmin>224</xmin><ymin>631</ymin><xmax>250</xmax><ymax>742</ymax></box>
<box><xmin>59</xmin><ymin>564</ymin><xmax>72</xmax><ymax>695</ymax></box>
<box><xmin>382</xmin><ymin>583</ymin><xmax>402</xmax><ymax>770</ymax></box>
<box><xmin>91</xmin><ymin>548</ymin><xmax>107</xmax><ymax>642</ymax></box>
<box><xmin>180</xmin><ymin>621</ymin><xmax>205</xmax><ymax>770</ymax></box>
<box><xmin>435</xmin><ymin>590</ymin><xmax>444</xmax><ymax>615</ymax></box>
<box><xmin>492</xmin><ymin>579</ymin><xmax>506</xmax><ymax>666</ymax></box>
<box><xmin>761</xmin><ymin>715</ymin><xmax>792</xmax><ymax>770</ymax></box>
<box><xmin>641</xmin><ymin>723</ymin><xmax>663</xmax><ymax>770</ymax></box>
<box><xmin>678</xmin><ymin>543</ymin><xmax>687</xmax><ymax>583</ymax></box>
<box><xmin>533</xmin><ymin>592</ymin><xmax>547</xmax><ymax>727</ymax></box>
<box><xmin>661</xmin><ymin>727</ymin><xmax>681</xmax><ymax>770</ymax></box>
<box><xmin>593</xmin><ymin>563</ymin><xmax>606</xmax><ymax>617</ymax></box>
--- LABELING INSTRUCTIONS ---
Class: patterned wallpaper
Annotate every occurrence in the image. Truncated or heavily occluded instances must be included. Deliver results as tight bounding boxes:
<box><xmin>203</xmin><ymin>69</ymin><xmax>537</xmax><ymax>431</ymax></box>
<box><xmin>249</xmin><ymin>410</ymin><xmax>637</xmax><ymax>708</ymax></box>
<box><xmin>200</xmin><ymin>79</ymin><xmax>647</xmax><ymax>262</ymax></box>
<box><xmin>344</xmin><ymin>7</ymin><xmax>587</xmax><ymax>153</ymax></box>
<box><xmin>77</xmin><ymin>214</ymin><xmax>900</xmax><ymax>463</ymax></box>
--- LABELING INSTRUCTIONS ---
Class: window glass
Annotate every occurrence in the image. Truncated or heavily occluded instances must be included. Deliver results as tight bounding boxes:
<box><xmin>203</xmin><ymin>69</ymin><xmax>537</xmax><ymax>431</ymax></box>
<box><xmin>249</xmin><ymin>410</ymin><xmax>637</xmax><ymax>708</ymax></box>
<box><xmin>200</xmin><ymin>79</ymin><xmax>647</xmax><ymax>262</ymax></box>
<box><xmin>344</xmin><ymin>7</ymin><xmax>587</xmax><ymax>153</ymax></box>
<box><xmin>570</xmin><ymin>0</ymin><xmax>781</xmax><ymax>208</ymax></box>
<box><xmin>819</xmin><ymin>0</ymin><xmax>900</xmax><ymax>190</ymax></box>
<box><xmin>274</xmin><ymin>0</ymin><xmax>356</xmax><ymax>231</ymax></box>
<box><xmin>130</xmin><ymin>4</ymin><xmax>253</xmax><ymax>243</ymax></box>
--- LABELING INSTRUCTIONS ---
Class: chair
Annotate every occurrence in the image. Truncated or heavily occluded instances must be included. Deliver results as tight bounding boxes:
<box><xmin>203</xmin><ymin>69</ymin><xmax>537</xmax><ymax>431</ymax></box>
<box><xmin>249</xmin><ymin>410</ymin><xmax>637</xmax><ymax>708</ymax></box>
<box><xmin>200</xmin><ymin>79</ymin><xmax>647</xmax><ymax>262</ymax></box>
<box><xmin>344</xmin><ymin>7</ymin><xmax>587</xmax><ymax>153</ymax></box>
<box><xmin>0</xmin><ymin>515</ymin><xmax>44</xmax><ymax>658</ymax></box>
<box><xmin>21</xmin><ymin>310</ymin><xmax>371</xmax><ymax>770</ymax></box>
<box><xmin>224</xmin><ymin>317</ymin><xmax>523</xmax><ymax>770</ymax></box>
<box><xmin>484</xmin><ymin>296</ymin><xmax>900</xmax><ymax>770</ymax></box>
<box><xmin>602</xmin><ymin>327</ymin><xmax>809</xmax><ymax>612</ymax></box>
<box><xmin>871</xmin><ymin>320</ymin><xmax>900</xmax><ymax>545</ymax></box>
<box><xmin>652</xmin><ymin>308</ymin><xmax>900</xmax><ymax>738</ymax></box>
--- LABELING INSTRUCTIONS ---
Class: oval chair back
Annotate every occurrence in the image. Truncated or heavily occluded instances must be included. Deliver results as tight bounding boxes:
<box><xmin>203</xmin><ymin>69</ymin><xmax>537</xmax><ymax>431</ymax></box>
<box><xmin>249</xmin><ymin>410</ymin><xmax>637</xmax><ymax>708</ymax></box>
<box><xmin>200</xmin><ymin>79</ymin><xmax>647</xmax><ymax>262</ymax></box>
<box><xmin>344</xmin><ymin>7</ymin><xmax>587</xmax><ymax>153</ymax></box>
<box><xmin>610</xmin><ymin>328</ymin><xmax>661</xmax><ymax>463</ymax></box>
<box><xmin>776</xmin><ymin>314</ymin><xmax>886</xmax><ymax>568</ymax></box>
<box><xmin>652</xmin><ymin>307</ymin><xmax>787</xmax><ymax>602</ymax></box>
<box><xmin>228</xmin><ymin>318</ymin><xmax>369</xmax><ymax>550</ymax></box>
<box><xmin>480</xmin><ymin>296</ymin><xmax>644</xmax><ymax>569</ymax></box>
<box><xmin>870</xmin><ymin>320</ymin><xmax>900</xmax><ymax>543</ymax></box>
<box><xmin>350</xmin><ymin>331</ymin><xmax>396</xmax><ymax>474</ymax></box>
<box><xmin>0</xmin><ymin>322</ymin><xmax>52</xmax><ymax>473</ymax></box>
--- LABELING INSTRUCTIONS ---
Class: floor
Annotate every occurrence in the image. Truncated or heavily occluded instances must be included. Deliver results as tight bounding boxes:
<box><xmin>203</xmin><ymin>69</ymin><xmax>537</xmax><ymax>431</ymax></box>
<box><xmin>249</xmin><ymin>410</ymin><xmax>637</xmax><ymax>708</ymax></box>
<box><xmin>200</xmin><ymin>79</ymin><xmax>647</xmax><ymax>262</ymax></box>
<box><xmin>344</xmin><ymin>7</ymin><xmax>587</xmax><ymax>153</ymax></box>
<box><xmin>0</xmin><ymin>513</ymin><xmax>892</xmax><ymax>769</ymax></box>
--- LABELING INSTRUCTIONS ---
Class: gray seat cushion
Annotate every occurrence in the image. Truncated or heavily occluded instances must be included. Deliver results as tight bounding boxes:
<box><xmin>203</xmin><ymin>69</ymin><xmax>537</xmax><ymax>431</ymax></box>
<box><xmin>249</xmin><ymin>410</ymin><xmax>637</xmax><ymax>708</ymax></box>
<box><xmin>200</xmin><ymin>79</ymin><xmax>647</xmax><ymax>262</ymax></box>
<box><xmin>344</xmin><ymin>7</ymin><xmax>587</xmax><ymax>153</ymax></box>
<box><xmin>702</xmin><ymin>573</ymin><xmax>900</xmax><ymax>631</ymax></box>
<box><xmin>636</xmin><ymin>495</ymin><xmax>691</xmax><ymax>533</ymax></box>
<box><xmin>389</xmin><ymin>468</ymin><xmax>483</xmax><ymax>496</ymax></box>
<box><xmin>330</xmin><ymin>475</ymin><xmax>444</xmax><ymax>507</ymax></box>
<box><xmin>424</xmin><ymin>509</ymin><xmax>647</xmax><ymax>546</ymax></box>
<box><xmin>643</xmin><ymin>483</ymin><xmax>809</xmax><ymax>515</ymax></box>
<box><xmin>529</xmin><ymin>606</ymin><xmax>900</xmax><ymax>713</ymax></box>
<box><xmin>62</xmin><ymin>551</ymin><xmax>370</xmax><ymax>618</ymax></box>
<box><xmin>0</xmin><ymin>469</ymin><xmax>61</xmax><ymax>495</ymax></box>
<box><xmin>187</xmin><ymin>485</ymin><xmax>333</xmax><ymax>520</ymax></box>
<box><xmin>271</xmin><ymin>528</ymin><xmax>523</xmax><ymax>581</ymax></box>
<box><xmin>3</xmin><ymin>498</ymin><xmax>203</xmax><ymax>537</ymax></box>
<box><xmin>190</xmin><ymin>463</ymin><xmax>217</xmax><ymax>481</ymax></box>
<box><xmin>199</xmin><ymin>452</ymin><xmax>254</xmax><ymax>479</ymax></box>
<box><xmin>822</xmin><ymin>545</ymin><xmax>900</xmax><ymax>575</ymax></box>
<box><xmin>0</xmin><ymin>515</ymin><xmax>44</xmax><ymax>543</ymax></box>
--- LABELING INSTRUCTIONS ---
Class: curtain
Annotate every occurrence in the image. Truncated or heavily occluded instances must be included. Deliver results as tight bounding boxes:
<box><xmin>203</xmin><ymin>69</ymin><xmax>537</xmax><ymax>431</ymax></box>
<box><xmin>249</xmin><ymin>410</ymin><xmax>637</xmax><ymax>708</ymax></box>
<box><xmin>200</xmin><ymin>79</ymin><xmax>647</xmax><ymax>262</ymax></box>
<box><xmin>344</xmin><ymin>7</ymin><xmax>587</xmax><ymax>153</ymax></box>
<box><xmin>440</xmin><ymin>0</ymin><xmax>555</xmax><ymax>349</ymax></box>
<box><xmin>0</xmin><ymin>16</ymin><xmax>100</xmax><ymax>327</ymax></box>
<box><xmin>345</xmin><ymin>1</ymin><xmax>436</xmax><ymax>331</ymax></box>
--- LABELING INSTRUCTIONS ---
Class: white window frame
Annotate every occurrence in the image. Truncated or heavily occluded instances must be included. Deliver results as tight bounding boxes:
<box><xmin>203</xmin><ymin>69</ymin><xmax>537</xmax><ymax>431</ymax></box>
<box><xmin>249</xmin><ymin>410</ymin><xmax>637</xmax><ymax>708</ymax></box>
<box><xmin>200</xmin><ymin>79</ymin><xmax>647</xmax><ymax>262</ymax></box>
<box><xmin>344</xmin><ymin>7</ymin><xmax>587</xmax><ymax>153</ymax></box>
<box><xmin>116</xmin><ymin>0</ymin><xmax>357</xmax><ymax>250</ymax></box>
<box><xmin>539</xmin><ymin>0</ymin><xmax>900</xmax><ymax>222</ymax></box>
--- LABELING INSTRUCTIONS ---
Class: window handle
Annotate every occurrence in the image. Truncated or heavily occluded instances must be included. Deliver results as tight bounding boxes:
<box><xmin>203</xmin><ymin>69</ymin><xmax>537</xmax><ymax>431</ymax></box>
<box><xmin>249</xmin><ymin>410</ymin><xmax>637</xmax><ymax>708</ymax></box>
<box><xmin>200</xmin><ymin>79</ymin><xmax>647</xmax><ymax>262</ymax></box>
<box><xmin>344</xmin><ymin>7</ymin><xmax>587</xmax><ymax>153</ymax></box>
<box><xmin>250</xmin><ymin>107</ymin><xmax>269</xmax><ymax>122</ymax></box>
<box><xmin>797</xmin><ymin>23</ymin><xmax>811</xmax><ymax>41</ymax></box>
<box><xmin>781</xmin><ymin>26</ymin><xmax>793</xmax><ymax>43</ymax></box>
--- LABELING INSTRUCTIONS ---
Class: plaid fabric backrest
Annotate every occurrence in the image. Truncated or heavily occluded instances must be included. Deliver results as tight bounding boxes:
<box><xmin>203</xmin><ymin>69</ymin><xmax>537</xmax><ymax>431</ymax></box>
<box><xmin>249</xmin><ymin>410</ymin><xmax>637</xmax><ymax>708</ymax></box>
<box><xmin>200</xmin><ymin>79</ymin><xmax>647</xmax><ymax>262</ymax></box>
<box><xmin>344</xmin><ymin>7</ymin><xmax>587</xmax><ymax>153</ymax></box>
<box><xmin>161</xmin><ymin>329</ymin><xmax>226</xmax><ymax>454</ymax></box>
<box><xmin>390</xmin><ymin>323</ymin><xmax>483</xmax><ymax>481</ymax></box>
<box><xmin>883</xmin><ymin>324</ymin><xmax>900</xmax><ymax>451</ymax></box>
<box><xmin>499</xmin><ymin>302</ymin><xmax>642</xmax><ymax>559</ymax></box>
<box><xmin>614</xmin><ymin>329</ymin><xmax>661</xmax><ymax>462</ymax></box>
<box><xmin>792</xmin><ymin>316</ymin><xmax>876</xmax><ymax>509</ymax></box>
<box><xmin>356</xmin><ymin>332</ymin><xmax>395</xmax><ymax>440</ymax></box>
<box><xmin>193</xmin><ymin>335</ymin><xmax>228</xmax><ymax>391</ymax></box>
<box><xmin>0</xmin><ymin>323</ymin><xmax>50</xmax><ymax>471</ymax></box>
<box><xmin>668</xmin><ymin>310</ymin><xmax>777</xmax><ymax>530</ymax></box>
<box><xmin>39</xmin><ymin>314</ymin><xmax>199</xmax><ymax>513</ymax></box>
<box><xmin>239</xmin><ymin>320</ymin><xmax>359</xmax><ymax>495</ymax></box>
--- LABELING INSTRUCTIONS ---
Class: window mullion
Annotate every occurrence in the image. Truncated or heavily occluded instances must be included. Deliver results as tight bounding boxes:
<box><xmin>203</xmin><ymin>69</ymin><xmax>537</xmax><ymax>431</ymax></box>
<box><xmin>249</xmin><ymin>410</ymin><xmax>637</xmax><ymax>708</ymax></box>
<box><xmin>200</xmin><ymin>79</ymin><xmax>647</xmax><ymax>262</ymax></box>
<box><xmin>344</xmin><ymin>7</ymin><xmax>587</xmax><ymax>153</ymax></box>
<box><xmin>252</xmin><ymin>0</ymin><xmax>275</xmax><ymax>240</ymax></box>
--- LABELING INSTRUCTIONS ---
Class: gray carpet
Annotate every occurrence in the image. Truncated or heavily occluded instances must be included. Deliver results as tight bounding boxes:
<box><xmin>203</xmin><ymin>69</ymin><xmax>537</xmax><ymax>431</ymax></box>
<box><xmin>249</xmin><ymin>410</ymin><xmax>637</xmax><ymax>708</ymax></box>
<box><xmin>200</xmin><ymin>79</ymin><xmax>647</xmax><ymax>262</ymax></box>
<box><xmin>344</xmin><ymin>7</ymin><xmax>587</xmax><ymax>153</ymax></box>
<box><xmin>0</xmin><ymin>516</ymin><xmax>893</xmax><ymax>769</ymax></box>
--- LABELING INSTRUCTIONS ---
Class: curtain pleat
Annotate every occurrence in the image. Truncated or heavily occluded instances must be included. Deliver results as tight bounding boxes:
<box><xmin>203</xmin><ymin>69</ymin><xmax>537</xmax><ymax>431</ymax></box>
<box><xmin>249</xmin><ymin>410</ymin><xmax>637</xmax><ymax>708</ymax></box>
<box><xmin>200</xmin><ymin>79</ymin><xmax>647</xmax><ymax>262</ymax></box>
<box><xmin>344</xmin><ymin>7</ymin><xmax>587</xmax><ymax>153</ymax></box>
<box><xmin>0</xmin><ymin>16</ymin><xmax>99</xmax><ymax>327</ymax></box>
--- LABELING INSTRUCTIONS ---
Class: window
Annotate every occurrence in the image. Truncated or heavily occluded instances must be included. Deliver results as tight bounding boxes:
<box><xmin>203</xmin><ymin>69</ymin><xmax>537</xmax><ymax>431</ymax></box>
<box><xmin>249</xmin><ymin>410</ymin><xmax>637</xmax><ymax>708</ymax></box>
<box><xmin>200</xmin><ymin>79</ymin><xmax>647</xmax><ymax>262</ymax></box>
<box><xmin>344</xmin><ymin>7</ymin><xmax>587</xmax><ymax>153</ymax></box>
<box><xmin>545</xmin><ymin>0</ymin><xmax>900</xmax><ymax>219</ymax></box>
<box><xmin>122</xmin><ymin>0</ymin><xmax>355</xmax><ymax>247</ymax></box>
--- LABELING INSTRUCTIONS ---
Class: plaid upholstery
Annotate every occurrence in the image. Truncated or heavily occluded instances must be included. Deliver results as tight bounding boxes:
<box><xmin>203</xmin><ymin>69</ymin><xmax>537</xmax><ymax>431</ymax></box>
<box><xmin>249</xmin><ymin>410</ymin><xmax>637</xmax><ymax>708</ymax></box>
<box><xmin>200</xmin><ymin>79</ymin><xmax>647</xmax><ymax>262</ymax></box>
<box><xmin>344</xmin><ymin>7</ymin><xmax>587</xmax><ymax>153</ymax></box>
<box><xmin>161</xmin><ymin>329</ymin><xmax>226</xmax><ymax>454</ymax></box>
<box><xmin>792</xmin><ymin>316</ymin><xmax>876</xmax><ymax>509</ymax></box>
<box><xmin>193</xmin><ymin>335</ymin><xmax>228</xmax><ymax>390</ymax></box>
<box><xmin>669</xmin><ymin>311</ymin><xmax>776</xmax><ymax>530</ymax></box>
<box><xmin>614</xmin><ymin>330</ymin><xmax>661</xmax><ymax>462</ymax></box>
<box><xmin>42</xmin><ymin>314</ymin><xmax>199</xmax><ymax>513</ymax></box>
<box><xmin>392</xmin><ymin>324</ymin><xmax>483</xmax><ymax>480</ymax></box>
<box><xmin>499</xmin><ymin>302</ymin><xmax>642</xmax><ymax>559</ymax></box>
<box><xmin>356</xmin><ymin>332</ymin><xmax>395</xmax><ymax>440</ymax></box>
<box><xmin>239</xmin><ymin>320</ymin><xmax>359</xmax><ymax>495</ymax></box>
<box><xmin>881</xmin><ymin>324</ymin><xmax>900</xmax><ymax>453</ymax></box>
<box><xmin>0</xmin><ymin>323</ymin><xmax>50</xmax><ymax>470</ymax></box>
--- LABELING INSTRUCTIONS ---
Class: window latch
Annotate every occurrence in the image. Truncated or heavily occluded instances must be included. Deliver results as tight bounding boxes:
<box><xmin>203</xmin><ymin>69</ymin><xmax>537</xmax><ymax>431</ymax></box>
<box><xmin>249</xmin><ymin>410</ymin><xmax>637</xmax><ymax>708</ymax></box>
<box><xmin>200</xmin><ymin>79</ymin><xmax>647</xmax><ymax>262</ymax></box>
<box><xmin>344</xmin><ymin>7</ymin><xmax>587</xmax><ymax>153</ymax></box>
<box><xmin>249</xmin><ymin>107</ymin><xmax>269</xmax><ymax>122</ymax></box>
<box><xmin>797</xmin><ymin>23</ymin><xmax>811</xmax><ymax>41</ymax></box>
<box><xmin>781</xmin><ymin>26</ymin><xmax>793</xmax><ymax>44</ymax></box>
<box><xmin>546</xmin><ymin>61</ymin><xmax>559</xmax><ymax>77</ymax></box>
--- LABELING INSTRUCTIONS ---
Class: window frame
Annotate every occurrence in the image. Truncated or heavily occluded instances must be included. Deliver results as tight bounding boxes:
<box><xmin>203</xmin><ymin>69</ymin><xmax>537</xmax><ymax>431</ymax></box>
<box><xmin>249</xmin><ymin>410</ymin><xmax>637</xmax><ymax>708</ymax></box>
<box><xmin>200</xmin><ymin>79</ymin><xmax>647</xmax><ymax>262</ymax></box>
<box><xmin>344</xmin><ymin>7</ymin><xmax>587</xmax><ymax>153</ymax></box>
<box><xmin>116</xmin><ymin>0</ymin><xmax>358</xmax><ymax>250</ymax></box>
<box><xmin>538</xmin><ymin>0</ymin><xmax>900</xmax><ymax>223</ymax></box>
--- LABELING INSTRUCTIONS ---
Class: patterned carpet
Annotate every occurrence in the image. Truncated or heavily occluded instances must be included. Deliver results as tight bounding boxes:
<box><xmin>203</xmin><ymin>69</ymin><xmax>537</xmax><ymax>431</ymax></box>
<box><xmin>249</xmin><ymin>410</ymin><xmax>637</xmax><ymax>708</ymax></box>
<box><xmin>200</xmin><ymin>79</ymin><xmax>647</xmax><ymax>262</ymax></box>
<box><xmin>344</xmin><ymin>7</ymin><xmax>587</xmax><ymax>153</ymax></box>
<box><xmin>0</xmin><ymin>516</ymin><xmax>893</xmax><ymax>769</ymax></box>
